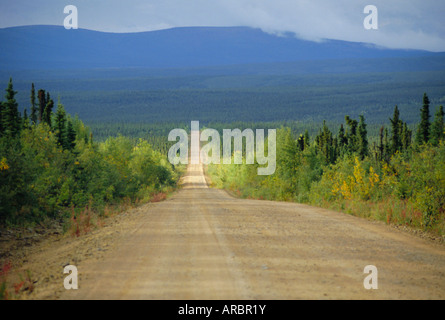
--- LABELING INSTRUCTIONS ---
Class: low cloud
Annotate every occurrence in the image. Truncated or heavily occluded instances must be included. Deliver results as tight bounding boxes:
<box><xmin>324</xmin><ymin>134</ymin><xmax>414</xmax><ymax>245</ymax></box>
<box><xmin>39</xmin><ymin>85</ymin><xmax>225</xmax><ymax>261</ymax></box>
<box><xmin>1</xmin><ymin>0</ymin><xmax>444</xmax><ymax>51</ymax></box>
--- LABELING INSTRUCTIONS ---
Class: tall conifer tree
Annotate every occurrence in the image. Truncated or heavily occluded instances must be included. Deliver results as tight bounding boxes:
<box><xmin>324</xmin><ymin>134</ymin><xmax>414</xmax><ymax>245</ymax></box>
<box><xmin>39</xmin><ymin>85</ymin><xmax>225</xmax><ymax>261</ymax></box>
<box><xmin>37</xmin><ymin>89</ymin><xmax>46</xmax><ymax>122</ymax></box>
<box><xmin>2</xmin><ymin>78</ymin><xmax>21</xmax><ymax>138</ymax></box>
<box><xmin>54</xmin><ymin>102</ymin><xmax>67</xmax><ymax>147</ymax></box>
<box><xmin>415</xmin><ymin>93</ymin><xmax>431</xmax><ymax>145</ymax></box>
<box><xmin>430</xmin><ymin>105</ymin><xmax>444</xmax><ymax>146</ymax></box>
<box><xmin>30</xmin><ymin>83</ymin><xmax>37</xmax><ymax>124</ymax></box>
<box><xmin>390</xmin><ymin>105</ymin><xmax>402</xmax><ymax>154</ymax></box>
<box><xmin>401</xmin><ymin>122</ymin><xmax>412</xmax><ymax>151</ymax></box>
<box><xmin>43</xmin><ymin>98</ymin><xmax>54</xmax><ymax>126</ymax></box>
<box><xmin>66</xmin><ymin>119</ymin><xmax>77</xmax><ymax>151</ymax></box>
<box><xmin>357</xmin><ymin>115</ymin><xmax>368</xmax><ymax>159</ymax></box>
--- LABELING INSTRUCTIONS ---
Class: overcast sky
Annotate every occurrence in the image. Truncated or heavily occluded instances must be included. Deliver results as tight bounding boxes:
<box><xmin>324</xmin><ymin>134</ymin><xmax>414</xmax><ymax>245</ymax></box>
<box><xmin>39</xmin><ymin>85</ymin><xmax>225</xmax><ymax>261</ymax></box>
<box><xmin>1</xmin><ymin>0</ymin><xmax>444</xmax><ymax>51</ymax></box>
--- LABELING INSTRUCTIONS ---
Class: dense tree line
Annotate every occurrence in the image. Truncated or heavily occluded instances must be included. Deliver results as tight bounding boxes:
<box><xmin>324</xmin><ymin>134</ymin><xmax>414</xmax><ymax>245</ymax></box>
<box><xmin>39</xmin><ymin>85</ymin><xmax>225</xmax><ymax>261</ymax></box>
<box><xmin>12</xmin><ymin>70</ymin><xmax>445</xmax><ymax>126</ymax></box>
<box><xmin>0</xmin><ymin>79</ymin><xmax>180</xmax><ymax>226</ymax></box>
<box><xmin>208</xmin><ymin>93</ymin><xmax>445</xmax><ymax>233</ymax></box>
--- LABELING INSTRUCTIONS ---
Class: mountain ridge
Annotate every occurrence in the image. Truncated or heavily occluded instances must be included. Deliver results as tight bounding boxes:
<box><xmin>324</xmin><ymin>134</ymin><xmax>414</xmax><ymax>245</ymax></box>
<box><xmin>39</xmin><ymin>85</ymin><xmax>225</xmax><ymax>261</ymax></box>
<box><xmin>0</xmin><ymin>25</ymin><xmax>439</xmax><ymax>71</ymax></box>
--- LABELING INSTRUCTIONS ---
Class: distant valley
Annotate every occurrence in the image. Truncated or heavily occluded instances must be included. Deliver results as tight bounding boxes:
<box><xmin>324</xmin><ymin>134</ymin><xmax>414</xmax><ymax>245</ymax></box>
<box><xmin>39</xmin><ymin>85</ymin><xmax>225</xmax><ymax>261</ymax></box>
<box><xmin>0</xmin><ymin>25</ymin><xmax>444</xmax><ymax>131</ymax></box>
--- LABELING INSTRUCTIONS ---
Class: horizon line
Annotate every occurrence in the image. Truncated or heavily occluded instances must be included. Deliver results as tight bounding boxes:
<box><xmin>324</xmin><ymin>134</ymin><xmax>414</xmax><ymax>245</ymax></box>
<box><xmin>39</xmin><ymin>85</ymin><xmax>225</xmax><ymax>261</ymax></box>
<box><xmin>0</xmin><ymin>24</ymin><xmax>441</xmax><ymax>53</ymax></box>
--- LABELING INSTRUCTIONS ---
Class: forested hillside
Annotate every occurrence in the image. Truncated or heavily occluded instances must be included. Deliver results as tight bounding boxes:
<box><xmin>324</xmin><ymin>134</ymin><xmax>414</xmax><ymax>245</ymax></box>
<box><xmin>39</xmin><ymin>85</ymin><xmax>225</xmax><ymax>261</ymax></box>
<box><xmin>0</xmin><ymin>79</ymin><xmax>181</xmax><ymax>228</ymax></box>
<box><xmin>207</xmin><ymin>93</ymin><xmax>445</xmax><ymax>235</ymax></box>
<box><xmin>0</xmin><ymin>26</ymin><xmax>436</xmax><ymax>70</ymax></box>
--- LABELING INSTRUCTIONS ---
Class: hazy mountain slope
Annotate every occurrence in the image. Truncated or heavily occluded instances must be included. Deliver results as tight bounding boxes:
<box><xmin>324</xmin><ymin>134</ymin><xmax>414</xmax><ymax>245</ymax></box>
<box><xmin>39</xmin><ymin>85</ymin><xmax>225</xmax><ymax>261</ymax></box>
<box><xmin>0</xmin><ymin>25</ymin><xmax>436</xmax><ymax>70</ymax></box>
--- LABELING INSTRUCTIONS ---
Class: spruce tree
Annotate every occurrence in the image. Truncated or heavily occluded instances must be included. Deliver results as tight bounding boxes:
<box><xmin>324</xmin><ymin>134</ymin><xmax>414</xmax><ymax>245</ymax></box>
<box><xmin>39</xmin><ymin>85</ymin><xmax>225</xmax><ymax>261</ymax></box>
<box><xmin>378</xmin><ymin>126</ymin><xmax>384</xmax><ymax>161</ymax></box>
<box><xmin>30</xmin><ymin>83</ymin><xmax>37</xmax><ymax>125</ymax></box>
<box><xmin>415</xmin><ymin>93</ymin><xmax>431</xmax><ymax>145</ymax></box>
<box><xmin>316</xmin><ymin>121</ymin><xmax>335</xmax><ymax>164</ymax></box>
<box><xmin>401</xmin><ymin>122</ymin><xmax>412</xmax><ymax>151</ymax></box>
<box><xmin>37</xmin><ymin>89</ymin><xmax>46</xmax><ymax>122</ymax></box>
<box><xmin>383</xmin><ymin>128</ymin><xmax>390</xmax><ymax>162</ymax></box>
<box><xmin>336</xmin><ymin>124</ymin><xmax>346</xmax><ymax>159</ymax></box>
<box><xmin>345</xmin><ymin>116</ymin><xmax>358</xmax><ymax>154</ymax></box>
<box><xmin>389</xmin><ymin>105</ymin><xmax>402</xmax><ymax>154</ymax></box>
<box><xmin>430</xmin><ymin>105</ymin><xmax>444</xmax><ymax>146</ymax></box>
<box><xmin>2</xmin><ymin>78</ymin><xmax>21</xmax><ymax>138</ymax></box>
<box><xmin>357</xmin><ymin>115</ymin><xmax>368</xmax><ymax>159</ymax></box>
<box><xmin>43</xmin><ymin>98</ymin><xmax>54</xmax><ymax>127</ymax></box>
<box><xmin>22</xmin><ymin>108</ymin><xmax>29</xmax><ymax>129</ymax></box>
<box><xmin>338</xmin><ymin>124</ymin><xmax>347</xmax><ymax>150</ymax></box>
<box><xmin>66</xmin><ymin>119</ymin><xmax>77</xmax><ymax>151</ymax></box>
<box><xmin>54</xmin><ymin>102</ymin><xmax>67</xmax><ymax>148</ymax></box>
<box><xmin>332</xmin><ymin>137</ymin><xmax>339</xmax><ymax>161</ymax></box>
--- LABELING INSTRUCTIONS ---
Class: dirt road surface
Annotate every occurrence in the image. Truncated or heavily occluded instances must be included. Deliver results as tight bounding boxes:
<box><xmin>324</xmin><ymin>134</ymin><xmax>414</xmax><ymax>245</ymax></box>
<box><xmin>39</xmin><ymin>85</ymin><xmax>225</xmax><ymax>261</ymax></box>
<box><xmin>3</xmin><ymin>163</ymin><xmax>445</xmax><ymax>299</ymax></box>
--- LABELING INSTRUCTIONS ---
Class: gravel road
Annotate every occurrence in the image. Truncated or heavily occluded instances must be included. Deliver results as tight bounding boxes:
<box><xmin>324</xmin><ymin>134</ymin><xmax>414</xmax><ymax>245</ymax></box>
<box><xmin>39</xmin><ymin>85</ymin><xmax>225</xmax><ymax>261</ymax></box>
<box><xmin>3</xmin><ymin>163</ymin><xmax>444</xmax><ymax>299</ymax></box>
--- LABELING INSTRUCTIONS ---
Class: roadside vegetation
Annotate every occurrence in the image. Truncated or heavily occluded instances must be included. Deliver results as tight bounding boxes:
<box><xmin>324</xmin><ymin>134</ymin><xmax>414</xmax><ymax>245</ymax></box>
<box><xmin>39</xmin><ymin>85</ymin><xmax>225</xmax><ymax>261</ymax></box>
<box><xmin>0</xmin><ymin>79</ymin><xmax>182</xmax><ymax>230</ymax></box>
<box><xmin>2</xmin><ymin>78</ymin><xmax>443</xmax><ymax>236</ymax></box>
<box><xmin>208</xmin><ymin>93</ymin><xmax>445</xmax><ymax>237</ymax></box>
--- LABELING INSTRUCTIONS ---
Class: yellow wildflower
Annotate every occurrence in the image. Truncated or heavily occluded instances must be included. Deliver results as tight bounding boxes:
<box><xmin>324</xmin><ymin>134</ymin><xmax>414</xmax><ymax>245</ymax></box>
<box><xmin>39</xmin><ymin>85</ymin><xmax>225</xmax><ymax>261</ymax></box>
<box><xmin>0</xmin><ymin>157</ymin><xmax>9</xmax><ymax>171</ymax></box>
